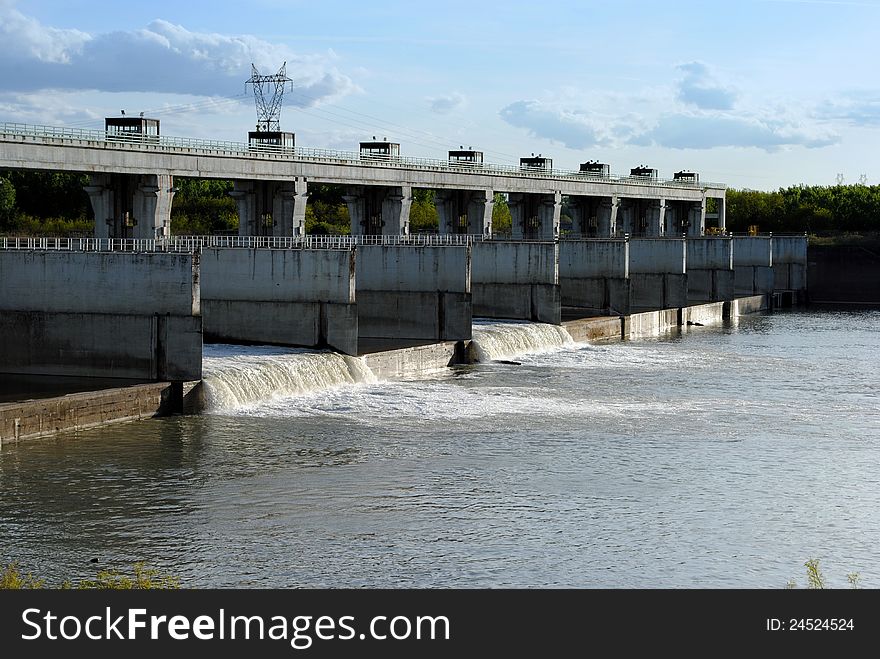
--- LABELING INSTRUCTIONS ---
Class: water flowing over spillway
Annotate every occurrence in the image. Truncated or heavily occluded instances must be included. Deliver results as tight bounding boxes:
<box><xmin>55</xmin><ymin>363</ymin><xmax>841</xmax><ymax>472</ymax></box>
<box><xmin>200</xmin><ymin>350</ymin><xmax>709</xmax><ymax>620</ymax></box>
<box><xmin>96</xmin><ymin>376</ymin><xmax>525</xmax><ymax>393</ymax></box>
<box><xmin>471</xmin><ymin>320</ymin><xmax>576</xmax><ymax>361</ymax></box>
<box><xmin>201</xmin><ymin>345</ymin><xmax>377</xmax><ymax>412</ymax></box>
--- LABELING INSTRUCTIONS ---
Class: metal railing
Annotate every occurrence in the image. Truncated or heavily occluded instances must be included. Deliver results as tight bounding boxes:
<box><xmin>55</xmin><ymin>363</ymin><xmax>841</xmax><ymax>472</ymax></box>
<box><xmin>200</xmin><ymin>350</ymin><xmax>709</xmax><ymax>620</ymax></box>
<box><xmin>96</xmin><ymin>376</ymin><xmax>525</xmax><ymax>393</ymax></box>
<box><xmin>0</xmin><ymin>121</ymin><xmax>727</xmax><ymax>190</ymax></box>
<box><xmin>0</xmin><ymin>234</ymin><xmax>495</xmax><ymax>252</ymax></box>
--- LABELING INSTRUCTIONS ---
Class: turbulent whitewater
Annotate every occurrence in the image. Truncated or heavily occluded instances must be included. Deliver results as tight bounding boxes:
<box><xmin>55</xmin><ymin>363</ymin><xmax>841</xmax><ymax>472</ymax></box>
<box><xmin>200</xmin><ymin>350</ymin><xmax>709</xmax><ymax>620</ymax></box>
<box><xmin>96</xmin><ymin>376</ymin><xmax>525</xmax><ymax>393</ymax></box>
<box><xmin>471</xmin><ymin>320</ymin><xmax>576</xmax><ymax>361</ymax></box>
<box><xmin>201</xmin><ymin>344</ymin><xmax>377</xmax><ymax>412</ymax></box>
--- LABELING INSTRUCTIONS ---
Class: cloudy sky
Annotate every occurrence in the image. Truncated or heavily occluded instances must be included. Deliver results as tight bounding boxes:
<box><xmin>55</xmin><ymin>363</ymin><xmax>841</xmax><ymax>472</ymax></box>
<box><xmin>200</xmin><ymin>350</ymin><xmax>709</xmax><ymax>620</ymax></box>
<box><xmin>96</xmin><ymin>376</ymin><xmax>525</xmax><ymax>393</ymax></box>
<box><xmin>1</xmin><ymin>0</ymin><xmax>879</xmax><ymax>189</ymax></box>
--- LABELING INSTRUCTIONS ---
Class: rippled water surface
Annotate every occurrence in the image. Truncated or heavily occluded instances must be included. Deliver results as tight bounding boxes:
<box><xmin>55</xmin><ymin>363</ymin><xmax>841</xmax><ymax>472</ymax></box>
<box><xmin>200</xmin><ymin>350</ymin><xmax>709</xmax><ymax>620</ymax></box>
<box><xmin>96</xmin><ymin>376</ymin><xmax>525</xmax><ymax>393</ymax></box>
<box><xmin>1</xmin><ymin>310</ymin><xmax>878</xmax><ymax>588</ymax></box>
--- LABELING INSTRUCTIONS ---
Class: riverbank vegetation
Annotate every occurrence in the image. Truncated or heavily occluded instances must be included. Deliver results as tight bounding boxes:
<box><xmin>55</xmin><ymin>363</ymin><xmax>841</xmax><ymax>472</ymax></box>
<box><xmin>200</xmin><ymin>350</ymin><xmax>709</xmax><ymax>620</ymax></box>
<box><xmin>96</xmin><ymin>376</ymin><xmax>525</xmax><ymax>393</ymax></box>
<box><xmin>2</xmin><ymin>170</ymin><xmax>878</xmax><ymax>239</ymax></box>
<box><xmin>1</xmin><ymin>562</ymin><xmax>180</xmax><ymax>589</ymax></box>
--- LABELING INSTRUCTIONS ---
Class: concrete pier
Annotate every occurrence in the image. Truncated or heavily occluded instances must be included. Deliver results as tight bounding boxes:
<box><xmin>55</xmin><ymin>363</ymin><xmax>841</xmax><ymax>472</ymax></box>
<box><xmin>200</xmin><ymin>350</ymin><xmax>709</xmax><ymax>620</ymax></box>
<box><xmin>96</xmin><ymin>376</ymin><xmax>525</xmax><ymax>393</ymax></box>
<box><xmin>559</xmin><ymin>239</ymin><xmax>630</xmax><ymax>315</ymax></box>
<box><xmin>733</xmin><ymin>236</ymin><xmax>774</xmax><ymax>296</ymax></box>
<box><xmin>771</xmin><ymin>235</ymin><xmax>808</xmax><ymax>293</ymax></box>
<box><xmin>200</xmin><ymin>247</ymin><xmax>358</xmax><ymax>355</ymax></box>
<box><xmin>686</xmin><ymin>237</ymin><xmax>734</xmax><ymax>303</ymax></box>
<box><xmin>355</xmin><ymin>245</ymin><xmax>471</xmax><ymax>343</ymax></box>
<box><xmin>435</xmin><ymin>189</ymin><xmax>494</xmax><ymax>235</ymax></box>
<box><xmin>509</xmin><ymin>191</ymin><xmax>561</xmax><ymax>240</ymax></box>
<box><xmin>628</xmin><ymin>238</ymin><xmax>687</xmax><ymax>311</ymax></box>
<box><xmin>0</xmin><ymin>251</ymin><xmax>202</xmax><ymax>381</ymax></box>
<box><xmin>471</xmin><ymin>241</ymin><xmax>560</xmax><ymax>323</ymax></box>
<box><xmin>85</xmin><ymin>173</ymin><xmax>175</xmax><ymax>239</ymax></box>
<box><xmin>345</xmin><ymin>185</ymin><xmax>412</xmax><ymax>235</ymax></box>
<box><xmin>231</xmin><ymin>177</ymin><xmax>308</xmax><ymax>237</ymax></box>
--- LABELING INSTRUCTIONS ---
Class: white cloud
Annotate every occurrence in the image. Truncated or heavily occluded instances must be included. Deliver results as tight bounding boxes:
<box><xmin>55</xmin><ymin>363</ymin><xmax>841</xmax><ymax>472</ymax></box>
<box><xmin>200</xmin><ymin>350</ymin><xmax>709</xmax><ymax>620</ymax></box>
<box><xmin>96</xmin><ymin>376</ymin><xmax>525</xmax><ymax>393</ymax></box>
<box><xmin>0</xmin><ymin>5</ymin><xmax>358</xmax><ymax>109</ymax></box>
<box><xmin>498</xmin><ymin>100</ymin><xmax>614</xmax><ymax>149</ymax></box>
<box><xmin>499</xmin><ymin>64</ymin><xmax>840</xmax><ymax>153</ymax></box>
<box><xmin>629</xmin><ymin>112</ymin><xmax>840</xmax><ymax>151</ymax></box>
<box><xmin>815</xmin><ymin>92</ymin><xmax>880</xmax><ymax>127</ymax></box>
<box><xmin>675</xmin><ymin>61</ymin><xmax>737</xmax><ymax>111</ymax></box>
<box><xmin>427</xmin><ymin>92</ymin><xmax>467</xmax><ymax>114</ymax></box>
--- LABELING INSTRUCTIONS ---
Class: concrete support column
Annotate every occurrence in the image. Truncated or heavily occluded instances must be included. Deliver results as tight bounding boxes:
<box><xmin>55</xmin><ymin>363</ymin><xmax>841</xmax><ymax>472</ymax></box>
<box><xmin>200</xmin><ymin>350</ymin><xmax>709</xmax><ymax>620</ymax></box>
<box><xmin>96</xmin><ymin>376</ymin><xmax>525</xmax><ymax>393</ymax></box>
<box><xmin>717</xmin><ymin>196</ymin><xmax>726</xmax><ymax>230</ymax></box>
<box><xmin>277</xmin><ymin>178</ymin><xmax>309</xmax><ymax>237</ymax></box>
<box><xmin>508</xmin><ymin>193</ymin><xmax>526</xmax><ymax>240</ymax></box>
<box><xmin>645</xmin><ymin>199</ymin><xmax>666</xmax><ymax>237</ymax></box>
<box><xmin>434</xmin><ymin>190</ymin><xmax>456</xmax><ymax>234</ymax></box>
<box><xmin>232</xmin><ymin>179</ymin><xmax>309</xmax><ymax>237</ymax></box>
<box><xmin>687</xmin><ymin>200</ymin><xmax>707</xmax><ymax>237</ymax></box>
<box><xmin>539</xmin><ymin>190</ymin><xmax>562</xmax><ymax>241</ymax></box>
<box><xmin>133</xmin><ymin>174</ymin><xmax>175</xmax><ymax>239</ymax></box>
<box><xmin>467</xmin><ymin>189</ymin><xmax>494</xmax><ymax>236</ymax></box>
<box><xmin>231</xmin><ymin>180</ymin><xmax>259</xmax><ymax>236</ymax></box>
<box><xmin>597</xmin><ymin>196</ymin><xmax>618</xmax><ymax>237</ymax></box>
<box><xmin>664</xmin><ymin>203</ymin><xmax>678</xmax><ymax>236</ymax></box>
<box><xmin>344</xmin><ymin>185</ymin><xmax>411</xmax><ymax>236</ymax></box>
<box><xmin>84</xmin><ymin>174</ymin><xmax>114</xmax><ymax>240</ymax></box>
<box><xmin>618</xmin><ymin>199</ymin><xmax>635</xmax><ymax>236</ymax></box>
<box><xmin>509</xmin><ymin>191</ymin><xmax>560</xmax><ymax>240</ymax></box>
<box><xmin>85</xmin><ymin>173</ymin><xmax>174</xmax><ymax>239</ymax></box>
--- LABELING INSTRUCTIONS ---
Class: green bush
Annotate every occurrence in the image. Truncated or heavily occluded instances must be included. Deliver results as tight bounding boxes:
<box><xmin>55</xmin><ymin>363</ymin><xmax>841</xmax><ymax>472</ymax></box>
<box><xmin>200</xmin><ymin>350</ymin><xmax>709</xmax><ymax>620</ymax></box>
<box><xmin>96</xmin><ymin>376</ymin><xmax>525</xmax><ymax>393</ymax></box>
<box><xmin>1</xmin><ymin>562</ymin><xmax>179</xmax><ymax>590</ymax></box>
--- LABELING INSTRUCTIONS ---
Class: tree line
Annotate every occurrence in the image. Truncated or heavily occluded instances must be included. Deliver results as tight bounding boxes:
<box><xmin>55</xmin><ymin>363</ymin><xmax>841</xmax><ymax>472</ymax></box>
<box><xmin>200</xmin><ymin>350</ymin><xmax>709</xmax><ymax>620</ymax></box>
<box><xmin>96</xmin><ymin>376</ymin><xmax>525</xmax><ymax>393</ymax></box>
<box><xmin>2</xmin><ymin>170</ymin><xmax>878</xmax><ymax>237</ymax></box>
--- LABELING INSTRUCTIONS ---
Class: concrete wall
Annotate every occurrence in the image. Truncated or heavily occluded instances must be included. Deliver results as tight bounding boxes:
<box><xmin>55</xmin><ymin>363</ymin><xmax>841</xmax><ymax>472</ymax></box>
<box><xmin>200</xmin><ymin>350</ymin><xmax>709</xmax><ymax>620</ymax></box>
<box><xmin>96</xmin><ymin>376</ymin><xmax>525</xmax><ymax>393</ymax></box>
<box><xmin>559</xmin><ymin>239</ymin><xmax>630</xmax><ymax>315</ymax></box>
<box><xmin>681</xmin><ymin>301</ymin><xmax>726</xmax><ymax>327</ymax></box>
<box><xmin>808</xmin><ymin>245</ymin><xmax>880</xmax><ymax>305</ymax></box>
<box><xmin>772</xmin><ymin>236</ymin><xmax>808</xmax><ymax>292</ymax></box>
<box><xmin>686</xmin><ymin>237</ymin><xmax>734</xmax><ymax>302</ymax></box>
<box><xmin>362</xmin><ymin>341</ymin><xmax>465</xmax><ymax>379</ymax></box>
<box><xmin>733</xmin><ymin>237</ymin><xmax>774</xmax><ymax>296</ymax></box>
<box><xmin>200</xmin><ymin>248</ymin><xmax>358</xmax><ymax>355</ymax></box>
<box><xmin>471</xmin><ymin>241</ymin><xmax>560</xmax><ymax>323</ymax></box>
<box><xmin>624</xmin><ymin>308</ymin><xmax>680</xmax><ymax>338</ymax></box>
<box><xmin>356</xmin><ymin>245</ymin><xmax>471</xmax><ymax>341</ymax></box>
<box><xmin>0</xmin><ymin>382</ymin><xmax>180</xmax><ymax>444</ymax></box>
<box><xmin>628</xmin><ymin>238</ymin><xmax>687</xmax><ymax>311</ymax></box>
<box><xmin>0</xmin><ymin>251</ymin><xmax>201</xmax><ymax>381</ymax></box>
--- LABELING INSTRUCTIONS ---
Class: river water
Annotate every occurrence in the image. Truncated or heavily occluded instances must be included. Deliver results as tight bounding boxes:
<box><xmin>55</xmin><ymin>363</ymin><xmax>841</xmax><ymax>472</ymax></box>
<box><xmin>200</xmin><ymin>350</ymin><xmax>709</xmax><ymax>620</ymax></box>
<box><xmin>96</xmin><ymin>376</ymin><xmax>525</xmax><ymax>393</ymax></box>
<box><xmin>1</xmin><ymin>309</ymin><xmax>877</xmax><ymax>588</ymax></box>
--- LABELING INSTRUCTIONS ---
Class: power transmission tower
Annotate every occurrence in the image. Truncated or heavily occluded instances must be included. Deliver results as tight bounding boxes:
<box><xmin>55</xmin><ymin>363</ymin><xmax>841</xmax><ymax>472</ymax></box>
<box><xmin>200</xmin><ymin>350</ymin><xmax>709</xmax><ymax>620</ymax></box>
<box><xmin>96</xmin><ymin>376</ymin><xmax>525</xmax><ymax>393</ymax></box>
<box><xmin>858</xmin><ymin>173</ymin><xmax>868</xmax><ymax>186</ymax></box>
<box><xmin>836</xmin><ymin>173</ymin><xmax>845</xmax><ymax>185</ymax></box>
<box><xmin>246</xmin><ymin>62</ymin><xmax>293</xmax><ymax>132</ymax></box>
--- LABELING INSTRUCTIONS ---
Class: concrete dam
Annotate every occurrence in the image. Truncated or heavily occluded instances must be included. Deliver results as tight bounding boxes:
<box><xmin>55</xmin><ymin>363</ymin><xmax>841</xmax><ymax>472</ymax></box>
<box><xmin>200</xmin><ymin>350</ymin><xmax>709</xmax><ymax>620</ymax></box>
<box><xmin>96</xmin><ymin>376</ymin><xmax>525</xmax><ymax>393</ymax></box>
<box><xmin>0</xmin><ymin>120</ymin><xmax>808</xmax><ymax>443</ymax></box>
<box><xmin>0</xmin><ymin>232</ymin><xmax>807</xmax><ymax>443</ymax></box>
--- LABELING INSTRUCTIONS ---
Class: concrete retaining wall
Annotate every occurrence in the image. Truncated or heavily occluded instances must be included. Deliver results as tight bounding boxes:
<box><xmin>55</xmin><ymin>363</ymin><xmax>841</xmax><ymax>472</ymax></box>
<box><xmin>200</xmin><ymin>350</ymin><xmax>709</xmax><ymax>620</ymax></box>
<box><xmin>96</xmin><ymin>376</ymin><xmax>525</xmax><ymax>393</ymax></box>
<box><xmin>561</xmin><ymin>316</ymin><xmax>623</xmax><ymax>342</ymax></box>
<box><xmin>733</xmin><ymin>237</ymin><xmax>774</xmax><ymax>296</ymax></box>
<box><xmin>471</xmin><ymin>241</ymin><xmax>560</xmax><ymax>323</ymax></box>
<box><xmin>0</xmin><ymin>382</ymin><xmax>180</xmax><ymax>444</ymax></box>
<box><xmin>0</xmin><ymin>251</ymin><xmax>202</xmax><ymax>381</ymax></box>
<box><xmin>362</xmin><ymin>341</ymin><xmax>465</xmax><ymax>379</ymax></box>
<box><xmin>356</xmin><ymin>245</ymin><xmax>471</xmax><ymax>342</ymax></box>
<box><xmin>559</xmin><ymin>239</ymin><xmax>630</xmax><ymax>315</ymax></box>
<box><xmin>200</xmin><ymin>248</ymin><xmax>358</xmax><ymax>355</ymax></box>
<box><xmin>772</xmin><ymin>236</ymin><xmax>808</xmax><ymax>292</ymax></box>
<box><xmin>624</xmin><ymin>308</ymin><xmax>681</xmax><ymax>338</ymax></box>
<box><xmin>681</xmin><ymin>301</ymin><xmax>726</xmax><ymax>327</ymax></box>
<box><xmin>808</xmin><ymin>245</ymin><xmax>880</xmax><ymax>305</ymax></box>
<box><xmin>687</xmin><ymin>238</ymin><xmax>734</xmax><ymax>302</ymax></box>
<box><xmin>628</xmin><ymin>238</ymin><xmax>687</xmax><ymax>311</ymax></box>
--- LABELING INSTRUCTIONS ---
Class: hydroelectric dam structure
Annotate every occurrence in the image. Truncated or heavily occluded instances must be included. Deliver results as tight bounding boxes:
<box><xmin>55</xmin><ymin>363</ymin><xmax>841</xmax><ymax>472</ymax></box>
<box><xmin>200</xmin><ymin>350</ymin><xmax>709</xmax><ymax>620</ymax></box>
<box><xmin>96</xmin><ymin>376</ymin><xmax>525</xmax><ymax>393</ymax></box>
<box><xmin>0</xmin><ymin>121</ymin><xmax>808</xmax><ymax>442</ymax></box>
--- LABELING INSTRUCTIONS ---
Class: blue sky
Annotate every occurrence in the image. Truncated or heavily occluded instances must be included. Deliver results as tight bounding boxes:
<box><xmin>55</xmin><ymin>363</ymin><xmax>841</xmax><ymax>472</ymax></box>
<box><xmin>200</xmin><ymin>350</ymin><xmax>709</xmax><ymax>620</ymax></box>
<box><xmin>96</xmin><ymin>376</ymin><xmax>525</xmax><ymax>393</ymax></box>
<box><xmin>2</xmin><ymin>0</ymin><xmax>880</xmax><ymax>189</ymax></box>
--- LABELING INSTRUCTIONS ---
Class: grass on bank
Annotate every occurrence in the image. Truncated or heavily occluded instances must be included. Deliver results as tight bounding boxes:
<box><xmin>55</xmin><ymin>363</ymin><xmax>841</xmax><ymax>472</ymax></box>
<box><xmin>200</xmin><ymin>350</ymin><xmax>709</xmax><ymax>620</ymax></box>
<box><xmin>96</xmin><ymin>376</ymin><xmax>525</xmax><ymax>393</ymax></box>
<box><xmin>1</xmin><ymin>562</ymin><xmax>180</xmax><ymax>589</ymax></box>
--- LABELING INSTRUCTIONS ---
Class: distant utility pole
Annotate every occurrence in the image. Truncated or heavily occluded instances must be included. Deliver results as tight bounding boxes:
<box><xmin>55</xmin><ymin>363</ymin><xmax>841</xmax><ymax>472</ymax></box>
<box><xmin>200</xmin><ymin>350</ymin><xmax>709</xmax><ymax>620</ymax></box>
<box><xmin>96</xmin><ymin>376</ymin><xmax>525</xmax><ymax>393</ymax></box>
<box><xmin>858</xmin><ymin>174</ymin><xmax>868</xmax><ymax>186</ymax></box>
<box><xmin>836</xmin><ymin>173</ymin><xmax>845</xmax><ymax>185</ymax></box>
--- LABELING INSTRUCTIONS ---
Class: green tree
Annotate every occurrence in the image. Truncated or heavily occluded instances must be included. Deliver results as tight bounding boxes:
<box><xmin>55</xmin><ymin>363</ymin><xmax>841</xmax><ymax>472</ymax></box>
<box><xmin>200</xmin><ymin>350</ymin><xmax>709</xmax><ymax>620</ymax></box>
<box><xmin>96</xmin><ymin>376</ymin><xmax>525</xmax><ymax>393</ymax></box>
<box><xmin>0</xmin><ymin>176</ymin><xmax>15</xmax><ymax>224</ymax></box>
<box><xmin>409</xmin><ymin>188</ymin><xmax>438</xmax><ymax>233</ymax></box>
<box><xmin>492</xmin><ymin>193</ymin><xmax>512</xmax><ymax>236</ymax></box>
<box><xmin>170</xmin><ymin>178</ymin><xmax>238</xmax><ymax>235</ymax></box>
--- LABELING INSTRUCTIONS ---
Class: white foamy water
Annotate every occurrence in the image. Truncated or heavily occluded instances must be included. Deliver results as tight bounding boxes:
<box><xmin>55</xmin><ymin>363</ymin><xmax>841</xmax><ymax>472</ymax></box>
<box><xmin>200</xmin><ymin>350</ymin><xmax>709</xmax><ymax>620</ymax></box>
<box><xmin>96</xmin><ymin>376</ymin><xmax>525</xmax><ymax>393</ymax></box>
<box><xmin>471</xmin><ymin>320</ymin><xmax>576</xmax><ymax>361</ymax></box>
<box><xmin>201</xmin><ymin>344</ymin><xmax>377</xmax><ymax>412</ymax></box>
